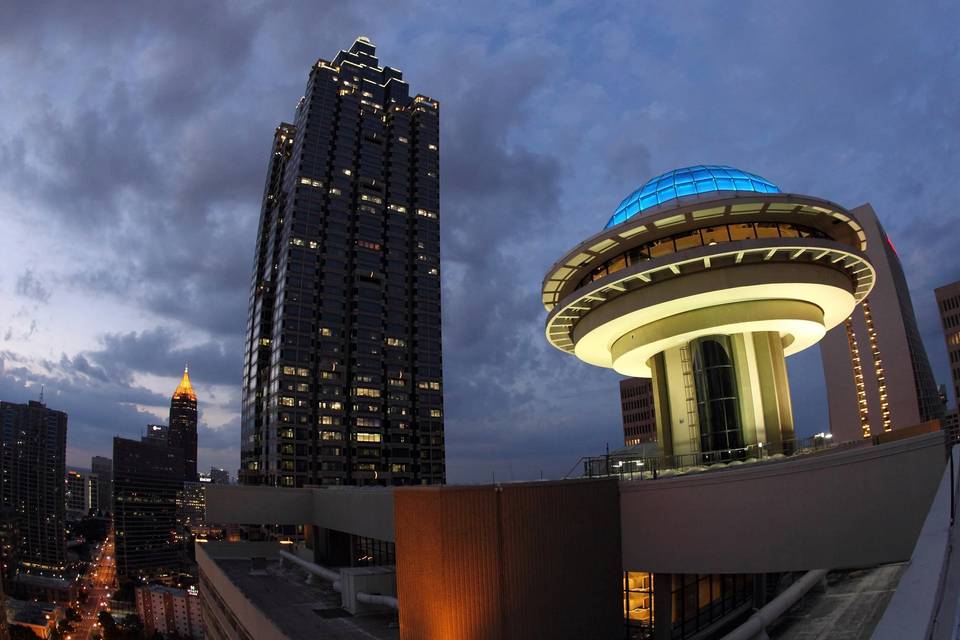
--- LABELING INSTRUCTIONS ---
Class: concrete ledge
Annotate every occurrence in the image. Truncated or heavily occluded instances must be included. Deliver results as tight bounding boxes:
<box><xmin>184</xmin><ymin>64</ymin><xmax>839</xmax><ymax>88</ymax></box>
<box><xmin>621</xmin><ymin>432</ymin><xmax>946</xmax><ymax>574</ymax></box>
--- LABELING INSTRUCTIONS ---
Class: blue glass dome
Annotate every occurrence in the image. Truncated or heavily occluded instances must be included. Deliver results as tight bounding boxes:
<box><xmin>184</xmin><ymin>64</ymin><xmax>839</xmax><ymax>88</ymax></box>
<box><xmin>604</xmin><ymin>165</ymin><xmax>781</xmax><ymax>228</ymax></box>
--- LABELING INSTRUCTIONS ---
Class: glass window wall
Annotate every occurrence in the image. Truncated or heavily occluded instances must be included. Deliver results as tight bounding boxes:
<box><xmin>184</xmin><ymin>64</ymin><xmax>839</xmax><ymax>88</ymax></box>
<box><xmin>577</xmin><ymin>222</ymin><xmax>829</xmax><ymax>288</ymax></box>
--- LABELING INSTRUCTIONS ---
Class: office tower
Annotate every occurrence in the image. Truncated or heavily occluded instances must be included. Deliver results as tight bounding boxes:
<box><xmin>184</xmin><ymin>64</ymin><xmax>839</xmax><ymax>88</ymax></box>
<box><xmin>85</xmin><ymin>473</ymin><xmax>101</xmax><ymax>513</ymax></box>
<box><xmin>113</xmin><ymin>436</ymin><xmax>185</xmax><ymax>580</ymax></box>
<box><xmin>209</xmin><ymin>468</ymin><xmax>229</xmax><ymax>485</ymax></box>
<box><xmin>936</xmin><ymin>280</ymin><xmax>960</xmax><ymax>406</ymax></box>
<box><xmin>179</xmin><ymin>482</ymin><xmax>205</xmax><ymax>530</ymax></box>
<box><xmin>64</xmin><ymin>469</ymin><xmax>87</xmax><ymax>519</ymax></box>
<box><xmin>0</xmin><ymin>401</ymin><xmax>67</xmax><ymax>579</ymax></box>
<box><xmin>542</xmin><ymin>165</ymin><xmax>875</xmax><ymax>456</ymax></box>
<box><xmin>820</xmin><ymin>204</ymin><xmax>942</xmax><ymax>440</ymax></box>
<box><xmin>91</xmin><ymin>455</ymin><xmax>113</xmax><ymax>513</ymax></box>
<box><xmin>168</xmin><ymin>367</ymin><xmax>198</xmax><ymax>481</ymax></box>
<box><xmin>145</xmin><ymin>423</ymin><xmax>170</xmax><ymax>443</ymax></box>
<box><xmin>239</xmin><ymin>37</ymin><xmax>444</xmax><ymax>488</ymax></box>
<box><xmin>620</xmin><ymin>378</ymin><xmax>656</xmax><ymax>447</ymax></box>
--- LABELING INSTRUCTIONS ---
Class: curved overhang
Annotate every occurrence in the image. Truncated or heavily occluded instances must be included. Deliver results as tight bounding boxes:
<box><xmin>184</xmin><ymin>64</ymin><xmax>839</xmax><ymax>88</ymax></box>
<box><xmin>544</xmin><ymin>240</ymin><xmax>875</xmax><ymax>366</ymax></box>
<box><xmin>542</xmin><ymin>193</ymin><xmax>866</xmax><ymax>311</ymax></box>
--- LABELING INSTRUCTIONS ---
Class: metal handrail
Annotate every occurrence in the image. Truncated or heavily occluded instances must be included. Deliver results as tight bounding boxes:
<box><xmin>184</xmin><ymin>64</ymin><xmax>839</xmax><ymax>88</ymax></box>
<box><xmin>580</xmin><ymin>433</ymin><xmax>860</xmax><ymax>481</ymax></box>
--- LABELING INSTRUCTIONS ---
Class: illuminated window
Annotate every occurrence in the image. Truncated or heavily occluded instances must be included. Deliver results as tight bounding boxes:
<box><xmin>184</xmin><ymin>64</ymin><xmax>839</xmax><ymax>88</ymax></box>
<box><xmin>397</xmin><ymin>136</ymin><xmax>409</xmax><ymax>143</ymax></box>
<box><xmin>321</xmin><ymin>431</ymin><xmax>342</xmax><ymax>440</ymax></box>
<box><xmin>427</xmin><ymin>144</ymin><xmax>438</xmax><ymax>151</ymax></box>
<box><xmin>282</xmin><ymin>366</ymin><xmax>296</xmax><ymax>375</ymax></box>
<box><xmin>388</xmin><ymin>203</ymin><xmax>407</xmax><ymax>213</ymax></box>
<box><xmin>354</xmin><ymin>387</ymin><xmax>381</xmax><ymax>398</ymax></box>
<box><xmin>360</xmin><ymin>194</ymin><xmax>383</xmax><ymax>205</ymax></box>
<box><xmin>329</xmin><ymin>187</ymin><xmax>342</xmax><ymax>196</ymax></box>
<box><xmin>320</xmin><ymin>327</ymin><xmax>333</xmax><ymax>337</ymax></box>
<box><xmin>416</xmin><ymin>208</ymin><xmax>437</xmax><ymax>219</ymax></box>
<box><xmin>279</xmin><ymin>397</ymin><xmax>295</xmax><ymax>407</ymax></box>
<box><xmin>260</xmin><ymin>338</ymin><xmax>272</xmax><ymax>346</ymax></box>
<box><xmin>354</xmin><ymin>432</ymin><xmax>382</xmax><ymax>443</ymax></box>
<box><xmin>430</xmin><ymin>409</ymin><xmax>442</xmax><ymax>418</ymax></box>
<box><xmin>386</xmin><ymin>337</ymin><xmax>406</xmax><ymax>348</ymax></box>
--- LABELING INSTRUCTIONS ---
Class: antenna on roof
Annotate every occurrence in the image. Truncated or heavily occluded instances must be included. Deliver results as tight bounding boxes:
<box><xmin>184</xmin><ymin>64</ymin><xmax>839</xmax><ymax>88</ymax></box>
<box><xmin>39</xmin><ymin>384</ymin><xmax>44</xmax><ymax>404</ymax></box>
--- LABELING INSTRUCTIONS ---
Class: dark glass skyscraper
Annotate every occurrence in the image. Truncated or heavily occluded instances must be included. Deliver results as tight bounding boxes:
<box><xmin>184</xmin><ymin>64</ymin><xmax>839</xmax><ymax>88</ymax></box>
<box><xmin>0</xmin><ymin>401</ymin><xmax>67</xmax><ymax>579</ymax></box>
<box><xmin>168</xmin><ymin>367</ymin><xmax>198</xmax><ymax>481</ymax></box>
<box><xmin>240</xmin><ymin>37</ymin><xmax>444</xmax><ymax>488</ymax></box>
<box><xmin>113</xmin><ymin>435</ymin><xmax>184</xmax><ymax>580</ymax></box>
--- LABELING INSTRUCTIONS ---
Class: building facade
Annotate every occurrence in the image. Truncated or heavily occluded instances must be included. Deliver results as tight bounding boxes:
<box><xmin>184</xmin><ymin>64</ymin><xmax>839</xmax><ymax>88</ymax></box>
<box><xmin>239</xmin><ymin>37</ymin><xmax>444</xmax><ymax>488</ymax></box>
<box><xmin>113</xmin><ymin>436</ymin><xmax>185</xmax><ymax>580</ymax></box>
<box><xmin>91</xmin><ymin>456</ymin><xmax>113</xmax><ymax>513</ymax></box>
<box><xmin>820</xmin><ymin>204</ymin><xmax>943</xmax><ymax>441</ymax></box>
<box><xmin>136</xmin><ymin>584</ymin><xmax>203</xmax><ymax>639</ymax></box>
<box><xmin>936</xmin><ymin>280</ymin><xmax>960</xmax><ymax>407</ymax></box>
<box><xmin>65</xmin><ymin>469</ymin><xmax>87</xmax><ymax>519</ymax></box>
<box><xmin>0</xmin><ymin>401</ymin><xmax>67</xmax><ymax>580</ymax></box>
<box><xmin>168</xmin><ymin>367</ymin><xmax>198</xmax><ymax>482</ymax></box>
<box><xmin>542</xmin><ymin>165</ymin><xmax>875</xmax><ymax>458</ymax></box>
<box><xmin>620</xmin><ymin>377</ymin><xmax>657</xmax><ymax>446</ymax></box>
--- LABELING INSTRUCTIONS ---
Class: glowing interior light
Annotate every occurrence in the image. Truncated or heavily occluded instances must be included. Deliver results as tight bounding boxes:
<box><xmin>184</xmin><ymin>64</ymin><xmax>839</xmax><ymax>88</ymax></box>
<box><xmin>605</xmin><ymin>165</ymin><xmax>781</xmax><ymax>229</ymax></box>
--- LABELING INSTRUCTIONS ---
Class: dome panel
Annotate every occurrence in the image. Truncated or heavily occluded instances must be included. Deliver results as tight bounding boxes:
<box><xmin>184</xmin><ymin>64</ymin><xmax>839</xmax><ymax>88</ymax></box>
<box><xmin>605</xmin><ymin>165</ymin><xmax>781</xmax><ymax>228</ymax></box>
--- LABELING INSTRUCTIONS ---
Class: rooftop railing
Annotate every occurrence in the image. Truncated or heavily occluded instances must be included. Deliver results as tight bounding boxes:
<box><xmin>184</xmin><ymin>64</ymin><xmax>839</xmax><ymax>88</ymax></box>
<box><xmin>578</xmin><ymin>433</ymin><xmax>866</xmax><ymax>481</ymax></box>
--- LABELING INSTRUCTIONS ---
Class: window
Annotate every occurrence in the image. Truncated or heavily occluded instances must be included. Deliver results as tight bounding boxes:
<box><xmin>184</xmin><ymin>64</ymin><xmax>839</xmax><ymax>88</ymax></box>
<box><xmin>321</xmin><ymin>431</ymin><xmax>342</xmax><ymax>440</ymax></box>
<box><xmin>728</xmin><ymin>223</ymin><xmax>757</xmax><ymax>241</ymax></box>
<box><xmin>354</xmin><ymin>432</ymin><xmax>382</xmax><ymax>443</ymax></box>
<box><xmin>354</xmin><ymin>387</ymin><xmax>382</xmax><ymax>398</ymax></box>
<box><xmin>430</xmin><ymin>409</ymin><xmax>443</xmax><ymax>418</ymax></box>
<box><xmin>356</xmin><ymin>239</ymin><xmax>381</xmax><ymax>251</ymax></box>
<box><xmin>416</xmin><ymin>208</ymin><xmax>438</xmax><ymax>219</ymax></box>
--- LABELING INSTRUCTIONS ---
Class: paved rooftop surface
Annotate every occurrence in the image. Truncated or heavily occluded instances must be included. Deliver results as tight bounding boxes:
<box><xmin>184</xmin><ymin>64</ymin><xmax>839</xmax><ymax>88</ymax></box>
<box><xmin>217</xmin><ymin>557</ymin><xmax>399</xmax><ymax>640</ymax></box>
<box><xmin>768</xmin><ymin>564</ymin><xmax>906</xmax><ymax>640</ymax></box>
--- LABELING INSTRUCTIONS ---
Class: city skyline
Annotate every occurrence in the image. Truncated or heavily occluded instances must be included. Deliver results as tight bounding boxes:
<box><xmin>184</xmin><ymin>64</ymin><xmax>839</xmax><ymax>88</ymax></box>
<box><xmin>1</xmin><ymin>3</ymin><xmax>959</xmax><ymax>482</ymax></box>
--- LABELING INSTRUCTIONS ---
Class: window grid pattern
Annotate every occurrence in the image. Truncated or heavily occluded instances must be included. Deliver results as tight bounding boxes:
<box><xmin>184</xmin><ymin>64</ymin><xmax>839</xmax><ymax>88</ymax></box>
<box><xmin>605</xmin><ymin>165</ymin><xmax>781</xmax><ymax>228</ymax></box>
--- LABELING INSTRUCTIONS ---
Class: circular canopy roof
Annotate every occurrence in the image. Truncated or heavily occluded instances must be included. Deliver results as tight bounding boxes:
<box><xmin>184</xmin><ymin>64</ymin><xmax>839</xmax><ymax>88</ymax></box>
<box><xmin>604</xmin><ymin>165</ymin><xmax>781</xmax><ymax>228</ymax></box>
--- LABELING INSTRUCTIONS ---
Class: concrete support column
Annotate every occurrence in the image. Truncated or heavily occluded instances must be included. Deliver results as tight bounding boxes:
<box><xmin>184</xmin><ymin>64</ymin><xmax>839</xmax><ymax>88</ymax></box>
<box><xmin>653</xmin><ymin>573</ymin><xmax>673</xmax><ymax>640</ymax></box>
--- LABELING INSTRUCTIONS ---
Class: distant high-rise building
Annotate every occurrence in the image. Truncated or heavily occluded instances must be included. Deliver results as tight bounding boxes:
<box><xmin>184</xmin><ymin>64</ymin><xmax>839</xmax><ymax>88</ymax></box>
<box><xmin>209</xmin><ymin>468</ymin><xmax>229</xmax><ymax>485</ymax></box>
<box><xmin>64</xmin><ymin>470</ymin><xmax>87</xmax><ymax>519</ymax></box>
<box><xmin>935</xmin><ymin>280</ymin><xmax>960</xmax><ymax>407</ymax></box>
<box><xmin>136</xmin><ymin>584</ymin><xmax>203</xmax><ymax>639</ymax></box>
<box><xmin>145</xmin><ymin>423</ymin><xmax>170</xmax><ymax>443</ymax></box>
<box><xmin>619</xmin><ymin>378</ymin><xmax>657</xmax><ymax>447</ymax></box>
<box><xmin>0</xmin><ymin>401</ymin><xmax>67</xmax><ymax>580</ymax></box>
<box><xmin>239</xmin><ymin>37</ymin><xmax>444</xmax><ymax>488</ymax></box>
<box><xmin>820</xmin><ymin>204</ymin><xmax>943</xmax><ymax>440</ymax></box>
<box><xmin>91</xmin><ymin>456</ymin><xmax>113</xmax><ymax>513</ymax></box>
<box><xmin>168</xmin><ymin>368</ymin><xmax>198</xmax><ymax>482</ymax></box>
<box><xmin>113</xmin><ymin>436</ymin><xmax>184</xmax><ymax>580</ymax></box>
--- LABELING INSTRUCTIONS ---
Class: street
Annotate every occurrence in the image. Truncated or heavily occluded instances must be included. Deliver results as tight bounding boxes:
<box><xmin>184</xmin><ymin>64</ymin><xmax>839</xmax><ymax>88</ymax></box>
<box><xmin>70</xmin><ymin>530</ymin><xmax>116</xmax><ymax>640</ymax></box>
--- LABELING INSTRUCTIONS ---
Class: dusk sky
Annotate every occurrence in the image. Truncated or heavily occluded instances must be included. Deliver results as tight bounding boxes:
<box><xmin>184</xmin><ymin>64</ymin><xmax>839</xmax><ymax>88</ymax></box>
<box><xmin>1</xmin><ymin>1</ymin><xmax>958</xmax><ymax>483</ymax></box>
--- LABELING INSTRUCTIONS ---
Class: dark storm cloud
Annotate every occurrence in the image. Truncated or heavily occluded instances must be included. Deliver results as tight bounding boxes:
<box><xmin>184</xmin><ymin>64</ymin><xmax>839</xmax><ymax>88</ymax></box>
<box><xmin>87</xmin><ymin>328</ymin><xmax>237</xmax><ymax>387</ymax></box>
<box><xmin>1</xmin><ymin>1</ymin><xmax>959</xmax><ymax>479</ymax></box>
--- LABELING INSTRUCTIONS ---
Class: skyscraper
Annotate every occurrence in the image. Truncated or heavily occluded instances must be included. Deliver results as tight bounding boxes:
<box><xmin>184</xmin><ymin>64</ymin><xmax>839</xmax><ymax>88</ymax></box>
<box><xmin>619</xmin><ymin>378</ymin><xmax>656</xmax><ymax>447</ymax></box>
<box><xmin>113</xmin><ymin>436</ymin><xmax>184</xmax><ymax>580</ymax></box>
<box><xmin>91</xmin><ymin>455</ymin><xmax>113</xmax><ymax>513</ymax></box>
<box><xmin>820</xmin><ymin>204</ymin><xmax>942</xmax><ymax>440</ymax></box>
<box><xmin>0</xmin><ymin>401</ymin><xmax>67</xmax><ymax>580</ymax></box>
<box><xmin>168</xmin><ymin>367</ymin><xmax>198</xmax><ymax>481</ymax></box>
<box><xmin>935</xmin><ymin>280</ymin><xmax>960</xmax><ymax>407</ymax></box>
<box><xmin>240</xmin><ymin>37</ymin><xmax>444</xmax><ymax>488</ymax></box>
